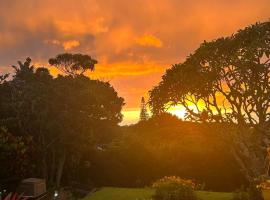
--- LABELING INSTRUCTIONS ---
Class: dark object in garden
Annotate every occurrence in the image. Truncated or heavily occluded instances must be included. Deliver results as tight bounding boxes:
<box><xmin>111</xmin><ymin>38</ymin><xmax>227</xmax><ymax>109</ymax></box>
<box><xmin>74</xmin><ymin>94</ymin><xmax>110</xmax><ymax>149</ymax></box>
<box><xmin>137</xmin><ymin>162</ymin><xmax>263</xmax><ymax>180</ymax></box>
<box><xmin>17</xmin><ymin>178</ymin><xmax>46</xmax><ymax>198</ymax></box>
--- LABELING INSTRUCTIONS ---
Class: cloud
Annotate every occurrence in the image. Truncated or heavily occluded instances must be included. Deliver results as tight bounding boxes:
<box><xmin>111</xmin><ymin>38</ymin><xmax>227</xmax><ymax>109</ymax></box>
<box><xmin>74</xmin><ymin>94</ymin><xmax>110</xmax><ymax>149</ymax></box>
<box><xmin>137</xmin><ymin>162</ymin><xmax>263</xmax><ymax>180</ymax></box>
<box><xmin>54</xmin><ymin>18</ymin><xmax>109</xmax><ymax>36</ymax></box>
<box><xmin>63</xmin><ymin>40</ymin><xmax>80</xmax><ymax>50</ymax></box>
<box><xmin>0</xmin><ymin>0</ymin><xmax>269</xmax><ymax>123</ymax></box>
<box><xmin>44</xmin><ymin>39</ymin><xmax>81</xmax><ymax>50</ymax></box>
<box><xmin>89</xmin><ymin>62</ymin><xmax>166</xmax><ymax>79</ymax></box>
<box><xmin>136</xmin><ymin>35</ymin><xmax>163</xmax><ymax>48</ymax></box>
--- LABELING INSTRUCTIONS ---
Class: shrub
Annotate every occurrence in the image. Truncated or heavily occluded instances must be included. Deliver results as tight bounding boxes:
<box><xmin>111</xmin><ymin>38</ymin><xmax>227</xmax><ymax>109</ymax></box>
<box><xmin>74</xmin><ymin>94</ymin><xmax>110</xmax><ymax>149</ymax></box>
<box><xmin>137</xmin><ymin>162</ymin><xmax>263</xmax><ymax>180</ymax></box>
<box><xmin>152</xmin><ymin>176</ymin><xmax>197</xmax><ymax>200</ymax></box>
<box><xmin>152</xmin><ymin>176</ymin><xmax>196</xmax><ymax>189</ymax></box>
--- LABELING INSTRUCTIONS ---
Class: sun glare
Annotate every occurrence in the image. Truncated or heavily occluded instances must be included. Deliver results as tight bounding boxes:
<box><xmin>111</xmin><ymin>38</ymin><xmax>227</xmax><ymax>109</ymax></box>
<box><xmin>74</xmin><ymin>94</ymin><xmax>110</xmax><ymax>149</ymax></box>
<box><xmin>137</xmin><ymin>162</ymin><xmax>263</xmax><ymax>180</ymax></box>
<box><xmin>168</xmin><ymin>105</ymin><xmax>187</xmax><ymax>119</ymax></box>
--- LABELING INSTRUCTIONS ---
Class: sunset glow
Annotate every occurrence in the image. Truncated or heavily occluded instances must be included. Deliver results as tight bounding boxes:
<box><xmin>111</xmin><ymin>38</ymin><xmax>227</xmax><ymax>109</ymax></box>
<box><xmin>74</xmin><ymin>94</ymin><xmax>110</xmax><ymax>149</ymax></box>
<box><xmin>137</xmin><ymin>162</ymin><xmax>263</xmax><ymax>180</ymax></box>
<box><xmin>0</xmin><ymin>0</ymin><xmax>269</xmax><ymax>124</ymax></box>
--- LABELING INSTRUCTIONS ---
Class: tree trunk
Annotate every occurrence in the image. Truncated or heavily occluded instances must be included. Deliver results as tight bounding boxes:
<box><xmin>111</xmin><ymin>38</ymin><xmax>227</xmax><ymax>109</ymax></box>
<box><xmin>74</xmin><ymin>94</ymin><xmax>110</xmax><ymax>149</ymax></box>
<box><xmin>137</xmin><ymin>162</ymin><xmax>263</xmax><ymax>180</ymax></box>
<box><xmin>41</xmin><ymin>134</ymin><xmax>48</xmax><ymax>182</ymax></box>
<box><xmin>56</xmin><ymin>150</ymin><xmax>66</xmax><ymax>187</ymax></box>
<box><xmin>49</xmin><ymin>148</ymin><xmax>56</xmax><ymax>185</ymax></box>
<box><xmin>42</xmin><ymin>155</ymin><xmax>48</xmax><ymax>182</ymax></box>
<box><xmin>222</xmin><ymin>125</ymin><xmax>269</xmax><ymax>182</ymax></box>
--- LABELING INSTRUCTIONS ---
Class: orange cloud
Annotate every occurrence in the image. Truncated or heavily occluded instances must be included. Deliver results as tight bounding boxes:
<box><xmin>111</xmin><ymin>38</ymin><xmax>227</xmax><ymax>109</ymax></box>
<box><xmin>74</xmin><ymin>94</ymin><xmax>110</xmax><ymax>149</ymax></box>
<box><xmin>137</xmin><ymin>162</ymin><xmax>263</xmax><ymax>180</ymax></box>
<box><xmin>54</xmin><ymin>18</ymin><xmax>109</xmax><ymax>36</ymax></box>
<box><xmin>0</xmin><ymin>0</ymin><xmax>269</xmax><ymax>124</ymax></box>
<box><xmin>136</xmin><ymin>35</ymin><xmax>163</xmax><ymax>48</ymax></box>
<box><xmin>63</xmin><ymin>40</ymin><xmax>80</xmax><ymax>50</ymax></box>
<box><xmin>89</xmin><ymin>62</ymin><xmax>166</xmax><ymax>79</ymax></box>
<box><xmin>44</xmin><ymin>39</ymin><xmax>80</xmax><ymax>50</ymax></box>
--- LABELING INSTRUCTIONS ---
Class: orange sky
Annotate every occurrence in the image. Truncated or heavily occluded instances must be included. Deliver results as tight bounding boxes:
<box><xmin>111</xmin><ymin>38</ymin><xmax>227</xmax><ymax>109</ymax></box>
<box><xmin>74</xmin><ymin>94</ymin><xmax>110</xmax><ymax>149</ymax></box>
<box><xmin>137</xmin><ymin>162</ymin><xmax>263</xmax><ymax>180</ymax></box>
<box><xmin>0</xmin><ymin>0</ymin><xmax>269</xmax><ymax>124</ymax></box>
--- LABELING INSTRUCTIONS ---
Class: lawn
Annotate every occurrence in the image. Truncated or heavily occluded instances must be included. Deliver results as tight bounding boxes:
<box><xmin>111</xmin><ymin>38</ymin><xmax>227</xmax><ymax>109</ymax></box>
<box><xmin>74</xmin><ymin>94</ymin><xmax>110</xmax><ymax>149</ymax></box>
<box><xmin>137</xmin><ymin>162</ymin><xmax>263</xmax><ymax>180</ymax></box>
<box><xmin>83</xmin><ymin>187</ymin><xmax>234</xmax><ymax>200</ymax></box>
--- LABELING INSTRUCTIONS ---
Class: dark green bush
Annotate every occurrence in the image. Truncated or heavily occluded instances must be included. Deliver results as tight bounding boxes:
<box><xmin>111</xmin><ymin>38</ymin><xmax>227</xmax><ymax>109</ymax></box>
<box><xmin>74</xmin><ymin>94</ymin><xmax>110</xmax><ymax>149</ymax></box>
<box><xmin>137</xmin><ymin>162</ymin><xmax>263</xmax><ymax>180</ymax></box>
<box><xmin>152</xmin><ymin>176</ymin><xmax>197</xmax><ymax>200</ymax></box>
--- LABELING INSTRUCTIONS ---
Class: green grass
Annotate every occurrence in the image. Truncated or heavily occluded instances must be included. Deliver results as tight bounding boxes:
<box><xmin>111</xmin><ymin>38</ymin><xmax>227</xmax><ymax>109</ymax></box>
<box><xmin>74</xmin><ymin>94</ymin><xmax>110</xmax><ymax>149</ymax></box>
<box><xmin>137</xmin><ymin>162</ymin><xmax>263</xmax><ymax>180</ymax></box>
<box><xmin>196</xmin><ymin>191</ymin><xmax>233</xmax><ymax>200</ymax></box>
<box><xmin>83</xmin><ymin>187</ymin><xmax>234</xmax><ymax>200</ymax></box>
<box><xmin>84</xmin><ymin>187</ymin><xmax>154</xmax><ymax>200</ymax></box>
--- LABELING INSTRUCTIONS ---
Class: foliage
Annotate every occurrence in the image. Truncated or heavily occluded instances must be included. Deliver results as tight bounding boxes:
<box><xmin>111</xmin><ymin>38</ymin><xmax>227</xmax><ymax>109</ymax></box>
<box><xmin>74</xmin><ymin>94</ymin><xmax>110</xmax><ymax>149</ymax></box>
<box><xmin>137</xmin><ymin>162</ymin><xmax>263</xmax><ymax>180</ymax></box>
<box><xmin>152</xmin><ymin>176</ymin><xmax>197</xmax><ymax>200</ymax></box>
<box><xmin>0</xmin><ymin>55</ymin><xmax>124</xmax><ymax>187</ymax></box>
<box><xmin>149</xmin><ymin>21</ymin><xmax>270</xmax><ymax>126</ymax></box>
<box><xmin>248</xmin><ymin>183</ymin><xmax>264</xmax><ymax>200</ymax></box>
<box><xmin>152</xmin><ymin>176</ymin><xmax>196</xmax><ymax>189</ymax></box>
<box><xmin>0</xmin><ymin>74</ymin><xmax>9</xmax><ymax>84</ymax></box>
<box><xmin>49</xmin><ymin>53</ymin><xmax>97</xmax><ymax>76</ymax></box>
<box><xmin>149</xmin><ymin>21</ymin><xmax>270</xmax><ymax>181</ymax></box>
<box><xmin>139</xmin><ymin>97</ymin><xmax>149</xmax><ymax>121</ymax></box>
<box><xmin>83</xmin><ymin>119</ymin><xmax>246</xmax><ymax>191</ymax></box>
<box><xmin>0</xmin><ymin>127</ymin><xmax>29</xmax><ymax>179</ymax></box>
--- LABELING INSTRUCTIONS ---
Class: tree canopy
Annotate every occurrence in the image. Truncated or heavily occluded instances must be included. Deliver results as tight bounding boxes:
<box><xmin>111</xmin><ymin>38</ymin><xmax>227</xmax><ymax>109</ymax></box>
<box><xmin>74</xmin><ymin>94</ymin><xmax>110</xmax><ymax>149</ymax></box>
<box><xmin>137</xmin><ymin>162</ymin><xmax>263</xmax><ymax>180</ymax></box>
<box><xmin>49</xmin><ymin>53</ymin><xmax>98</xmax><ymax>76</ymax></box>
<box><xmin>149</xmin><ymin>22</ymin><xmax>270</xmax><ymax>129</ymax></box>
<box><xmin>0</xmin><ymin>54</ymin><xmax>124</xmax><ymax>187</ymax></box>
<box><xmin>149</xmin><ymin>21</ymin><xmax>270</xmax><ymax>181</ymax></box>
<box><xmin>139</xmin><ymin>97</ymin><xmax>149</xmax><ymax>121</ymax></box>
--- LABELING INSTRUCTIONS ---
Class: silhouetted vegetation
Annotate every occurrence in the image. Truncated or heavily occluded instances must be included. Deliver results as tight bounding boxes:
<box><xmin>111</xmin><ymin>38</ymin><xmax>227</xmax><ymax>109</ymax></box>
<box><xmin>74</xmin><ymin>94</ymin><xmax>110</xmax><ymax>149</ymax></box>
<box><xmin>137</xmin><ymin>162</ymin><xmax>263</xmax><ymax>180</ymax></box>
<box><xmin>139</xmin><ymin>97</ymin><xmax>149</xmax><ymax>121</ymax></box>
<box><xmin>149</xmin><ymin>21</ymin><xmax>270</xmax><ymax>181</ymax></box>
<box><xmin>0</xmin><ymin>55</ymin><xmax>124</xmax><ymax>188</ymax></box>
<box><xmin>152</xmin><ymin>176</ymin><xmax>197</xmax><ymax>200</ymax></box>
<box><xmin>75</xmin><ymin>115</ymin><xmax>246</xmax><ymax>191</ymax></box>
<box><xmin>1</xmin><ymin>21</ymin><xmax>270</xmax><ymax>198</ymax></box>
<box><xmin>48</xmin><ymin>53</ymin><xmax>97</xmax><ymax>76</ymax></box>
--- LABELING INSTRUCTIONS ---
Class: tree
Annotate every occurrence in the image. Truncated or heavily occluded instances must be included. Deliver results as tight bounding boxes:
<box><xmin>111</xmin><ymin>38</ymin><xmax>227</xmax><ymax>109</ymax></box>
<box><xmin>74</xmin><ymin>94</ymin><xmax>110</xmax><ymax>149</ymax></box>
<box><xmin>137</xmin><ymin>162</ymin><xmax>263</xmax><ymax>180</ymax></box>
<box><xmin>0</xmin><ymin>74</ymin><xmax>8</xmax><ymax>84</ymax></box>
<box><xmin>0</xmin><ymin>127</ymin><xmax>30</xmax><ymax>179</ymax></box>
<box><xmin>48</xmin><ymin>53</ymin><xmax>97</xmax><ymax>76</ymax></box>
<box><xmin>149</xmin><ymin>21</ymin><xmax>270</xmax><ymax>181</ymax></box>
<box><xmin>50</xmin><ymin>75</ymin><xmax>124</xmax><ymax>186</ymax></box>
<box><xmin>139</xmin><ymin>97</ymin><xmax>149</xmax><ymax>121</ymax></box>
<box><xmin>0</xmin><ymin>56</ymin><xmax>124</xmax><ymax>187</ymax></box>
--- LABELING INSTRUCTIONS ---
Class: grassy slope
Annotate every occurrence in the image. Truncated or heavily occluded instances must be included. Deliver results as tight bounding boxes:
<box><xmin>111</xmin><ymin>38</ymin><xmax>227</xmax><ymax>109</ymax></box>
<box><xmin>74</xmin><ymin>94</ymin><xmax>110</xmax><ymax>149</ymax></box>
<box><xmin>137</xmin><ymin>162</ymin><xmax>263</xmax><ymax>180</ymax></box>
<box><xmin>83</xmin><ymin>187</ymin><xmax>233</xmax><ymax>200</ymax></box>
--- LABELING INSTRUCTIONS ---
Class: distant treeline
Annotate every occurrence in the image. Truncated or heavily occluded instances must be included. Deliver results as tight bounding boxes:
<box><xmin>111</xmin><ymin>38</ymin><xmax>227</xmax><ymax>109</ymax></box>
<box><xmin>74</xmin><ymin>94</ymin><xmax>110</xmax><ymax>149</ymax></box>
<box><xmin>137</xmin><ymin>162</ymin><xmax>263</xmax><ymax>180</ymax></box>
<box><xmin>71</xmin><ymin>114</ymin><xmax>247</xmax><ymax>192</ymax></box>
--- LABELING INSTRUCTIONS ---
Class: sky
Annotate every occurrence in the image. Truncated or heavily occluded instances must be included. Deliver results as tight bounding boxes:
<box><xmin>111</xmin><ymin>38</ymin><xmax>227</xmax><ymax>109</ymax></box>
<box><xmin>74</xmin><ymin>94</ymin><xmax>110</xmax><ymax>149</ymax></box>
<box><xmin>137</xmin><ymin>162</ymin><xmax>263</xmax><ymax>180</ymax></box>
<box><xmin>0</xmin><ymin>0</ymin><xmax>269</xmax><ymax>125</ymax></box>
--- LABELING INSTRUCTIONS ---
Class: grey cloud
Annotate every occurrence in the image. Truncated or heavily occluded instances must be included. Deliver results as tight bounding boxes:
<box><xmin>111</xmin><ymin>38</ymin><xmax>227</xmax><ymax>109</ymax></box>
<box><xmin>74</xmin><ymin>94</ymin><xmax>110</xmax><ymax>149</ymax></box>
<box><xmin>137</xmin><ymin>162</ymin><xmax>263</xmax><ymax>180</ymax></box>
<box><xmin>0</xmin><ymin>21</ymin><xmax>95</xmax><ymax>68</ymax></box>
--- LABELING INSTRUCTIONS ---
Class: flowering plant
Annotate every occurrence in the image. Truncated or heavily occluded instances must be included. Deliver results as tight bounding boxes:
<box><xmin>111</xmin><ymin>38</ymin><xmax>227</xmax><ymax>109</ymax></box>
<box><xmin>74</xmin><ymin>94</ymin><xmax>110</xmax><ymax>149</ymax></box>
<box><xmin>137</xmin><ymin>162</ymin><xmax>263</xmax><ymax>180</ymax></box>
<box><xmin>152</xmin><ymin>176</ymin><xmax>197</xmax><ymax>189</ymax></box>
<box><xmin>2</xmin><ymin>193</ymin><xmax>28</xmax><ymax>200</ymax></box>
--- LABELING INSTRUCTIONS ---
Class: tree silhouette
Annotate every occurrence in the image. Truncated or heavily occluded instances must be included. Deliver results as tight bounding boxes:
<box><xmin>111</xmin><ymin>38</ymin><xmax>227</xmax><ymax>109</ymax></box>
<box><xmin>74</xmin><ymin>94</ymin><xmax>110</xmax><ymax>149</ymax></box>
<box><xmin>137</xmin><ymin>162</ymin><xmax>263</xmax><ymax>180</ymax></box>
<box><xmin>149</xmin><ymin>21</ymin><xmax>270</xmax><ymax>181</ymax></box>
<box><xmin>150</xmin><ymin>22</ymin><xmax>270</xmax><ymax>128</ymax></box>
<box><xmin>0</xmin><ymin>56</ymin><xmax>124</xmax><ymax>187</ymax></box>
<box><xmin>140</xmin><ymin>97</ymin><xmax>149</xmax><ymax>121</ymax></box>
<box><xmin>49</xmin><ymin>53</ymin><xmax>97</xmax><ymax>76</ymax></box>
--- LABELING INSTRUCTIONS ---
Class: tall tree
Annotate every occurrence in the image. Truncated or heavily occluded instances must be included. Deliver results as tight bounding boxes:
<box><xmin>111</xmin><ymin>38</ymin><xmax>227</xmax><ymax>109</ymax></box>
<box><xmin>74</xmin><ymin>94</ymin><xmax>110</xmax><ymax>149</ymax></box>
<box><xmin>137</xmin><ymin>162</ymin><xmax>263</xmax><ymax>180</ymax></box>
<box><xmin>149</xmin><ymin>21</ymin><xmax>270</xmax><ymax>181</ymax></box>
<box><xmin>48</xmin><ymin>53</ymin><xmax>97</xmax><ymax>76</ymax></box>
<box><xmin>0</xmin><ymin>55</ymin><xmax>124</xmax><ymax>187</ymax></box>
<box><xmin>139</xmin><ymin>97</ymin><xmax>149</xmax><ymax>121</ymax></box>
